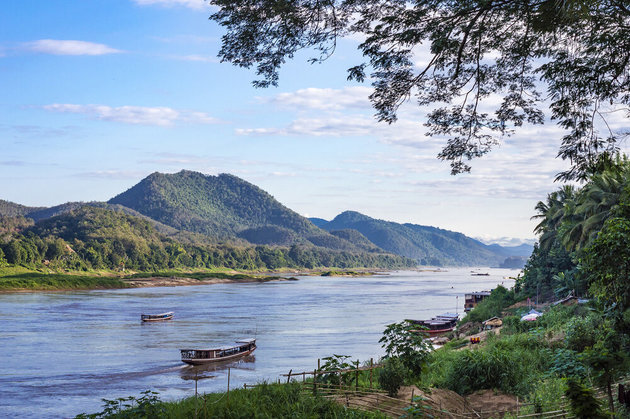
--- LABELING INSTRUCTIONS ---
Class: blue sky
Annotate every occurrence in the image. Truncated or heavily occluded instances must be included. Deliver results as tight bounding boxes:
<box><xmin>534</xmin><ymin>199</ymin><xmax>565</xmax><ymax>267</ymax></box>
<box><xmin>2</xmin><ymin>0</ymin><xmax>627</xmax><ymax>244</ymax></box>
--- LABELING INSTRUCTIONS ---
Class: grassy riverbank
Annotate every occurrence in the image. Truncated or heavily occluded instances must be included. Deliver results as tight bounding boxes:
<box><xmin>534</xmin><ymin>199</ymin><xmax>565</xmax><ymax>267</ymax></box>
<box><xmin>0</xmin><ymin>266</ymin><xmax>129</xmax><ymax>291</ymax></box>
<box><xmin>0</xmin><ymin>266</ymin><xmax>280</xmax><ymax>292</ymax></box>
<box><xmin>0</xmin><ymin>265</ymin><xmax>385</xmax><ymax>292</ymax></box>
<box><xmin>76</xmin><ymin>382</ymin><xmax>386</xmax><ymax>419</ymax></box>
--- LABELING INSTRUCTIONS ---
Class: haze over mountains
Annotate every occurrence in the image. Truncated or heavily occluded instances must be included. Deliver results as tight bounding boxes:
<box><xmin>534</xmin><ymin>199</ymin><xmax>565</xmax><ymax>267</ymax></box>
<box><xmin>0</xmin><ymin>170</ymin><xmax>532</xmax><ymax>267</ymax></box>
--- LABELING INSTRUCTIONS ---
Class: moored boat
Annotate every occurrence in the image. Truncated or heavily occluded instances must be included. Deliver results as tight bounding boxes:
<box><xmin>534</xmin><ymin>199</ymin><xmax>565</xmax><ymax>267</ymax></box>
<box><xmin>141</xmin><ymin>311</ymin><xmax>174</xmax><ymax>322</ymax></box>
<box><xmin>180</xmin><ymin>338</ymin><xmax>257</xmax><ymax>365</ymax></box>
<box><xmin>408</xmin><ymin>313</ymin><xmax>459</xmax><ymax>336</ymax></box>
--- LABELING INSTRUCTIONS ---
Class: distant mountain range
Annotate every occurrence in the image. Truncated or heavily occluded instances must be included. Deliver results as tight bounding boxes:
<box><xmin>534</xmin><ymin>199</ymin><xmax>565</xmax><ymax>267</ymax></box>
<box><xmin>312</xmin><ymin>211</ymin><xmax>532</xmax><ymax>267</ymax></box>
<box><xmin>0</xmin><ymin>170</ymin><xmax>533</xmax><ymax>267</ymax></box>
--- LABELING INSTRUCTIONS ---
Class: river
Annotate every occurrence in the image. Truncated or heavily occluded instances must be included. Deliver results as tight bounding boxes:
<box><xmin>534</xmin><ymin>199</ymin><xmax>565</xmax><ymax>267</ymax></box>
<box><xmin>0</xmin><ymin>268</ymin><xmax>516</xmax><ymax>418</ymax></box>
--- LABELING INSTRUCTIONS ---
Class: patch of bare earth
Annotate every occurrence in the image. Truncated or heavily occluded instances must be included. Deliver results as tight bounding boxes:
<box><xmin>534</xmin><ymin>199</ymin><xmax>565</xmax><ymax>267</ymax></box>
<box><xmin>332</xmin><ymin>385</ymin><xmax>521</xmax><ymax>418</ymax></box>
<box><xmin>465</xmin><ymin>389</ymin><xmax>519</xmax><ymax>417</ymax></box>
<box><xmin>398</xmin><ymin>386</ymin><xmax>469</xmax><ymax>416</ymax></box>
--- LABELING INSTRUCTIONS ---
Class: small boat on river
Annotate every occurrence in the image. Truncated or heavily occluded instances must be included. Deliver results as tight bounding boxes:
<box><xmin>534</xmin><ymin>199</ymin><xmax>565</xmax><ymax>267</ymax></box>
<box><xmin>180</xmin><ymin>338</ymin><xmax>257</xmax><ymax>365</ymax></box>
<box><xmin>408</xmin><ymin>313</ymin><xmax>459</xmax><ymax>336</ymax></box>
<box><xmin>141</xmin><ymin>312</ymin><xmax>174</xmax><ymax>322</ymax></box>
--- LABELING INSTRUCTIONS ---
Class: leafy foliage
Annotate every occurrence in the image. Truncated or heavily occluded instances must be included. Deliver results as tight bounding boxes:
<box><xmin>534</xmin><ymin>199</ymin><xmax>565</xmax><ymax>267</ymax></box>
<box><xmin>460</xmin><ymin>285</ymin><xmax>515</xmax><ymax>324</ymax></box>
<box><xmin>379</xmin><ymin>321</ymin><xmax>431</xmax><ymax>377</ymax></box>
<box><xmin>210</xmin><ymin>0</ymin><xmax>630</xmax><ymax>179</ymax></box>
<box><xmin>0</xmin><ymin>206</ymin><xmax>414</xmax><ymax>277</ymax></box>
<box><xmin>377</xmin><ymin>357</ymin><xmax>406</xmax><ymax>397</ymax></box>
<box><xmin>565</xmin><ymin>378</ymin><xmax>607</xmax><ymax>419</ymax></box>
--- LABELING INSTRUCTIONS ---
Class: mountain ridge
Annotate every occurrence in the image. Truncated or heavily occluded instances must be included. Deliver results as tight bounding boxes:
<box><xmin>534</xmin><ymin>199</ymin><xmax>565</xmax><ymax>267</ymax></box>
<box><xmin>0</xmin><ymin>171</ymin><xmax>534</xmax><ymax>266</ymax></box>
<box><xmin>312</xmin><ymin>210</ymin><xmax>533</xmax><ymax>266</ymax></box>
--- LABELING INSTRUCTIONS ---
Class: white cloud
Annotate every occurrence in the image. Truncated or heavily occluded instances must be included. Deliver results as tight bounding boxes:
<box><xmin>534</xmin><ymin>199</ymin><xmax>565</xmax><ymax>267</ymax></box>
<box><xmin>42</xmin><ymin>104</ymin><xmax>220</xmax><ymax>126</ymax></box>
<box><xmin>132</xmin><ymin>0</ymin><xmax>209</xmax><ymax>9</ymax></box>
<box><xmin>266</xmin><ymin>87</ymin><xmax>372</xmax><ymax>111</ymax></box>
<box><xmin>24</xmin><ymin>40</ymin><xmax>122</xmax><ymax>55</ymax></box>
<box><xmin>474</xmin><ymin>235</ymin><xmax>536</xmax><ymax>246</ymax></box>
<box><xmin>171</xmin><ymin>54</ymin><xmax>218</xmax><ymax>63</ymax></box>
<box><xmin>236</xmin><ymin>115</ymin><xmax>376</xmax><ymax>137</ymax></box>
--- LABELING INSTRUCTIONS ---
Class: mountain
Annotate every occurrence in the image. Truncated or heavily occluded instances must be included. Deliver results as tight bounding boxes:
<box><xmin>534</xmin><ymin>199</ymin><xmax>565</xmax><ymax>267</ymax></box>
<box><xmin>0</xmin><ymin>199</ymin><xmax>42</xmax><ymax>217</ymax></box>
<box><xmin>107</xmin><ymin>171</ymin><xmax>371</xmax><ymax>251</ymax></box>
<box><xmin>313</xmin><ymin>211</ymin><xmax>533</xmax><ymax>266</ymax></box>
<box><xmin>1</xmin><ymin>171</ymin><xmax>532</xmax><ymax>267</ymax></box>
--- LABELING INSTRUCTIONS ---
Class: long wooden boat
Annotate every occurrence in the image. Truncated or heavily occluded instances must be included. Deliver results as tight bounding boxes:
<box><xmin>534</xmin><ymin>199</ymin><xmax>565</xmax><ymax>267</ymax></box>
<box><xmin>141</xmin><ymin>312</ymin><xmax>174</xmax><ymax>322</ymax></box>
<box><xmin>408</xmin><ymin>313</ymin><xmax>459</xmax><ymax>336</ymax></box>
<box><xmin>180</xmin><ymin>338</ymin><xmax>257</xmax><ymax>365</ymax></box>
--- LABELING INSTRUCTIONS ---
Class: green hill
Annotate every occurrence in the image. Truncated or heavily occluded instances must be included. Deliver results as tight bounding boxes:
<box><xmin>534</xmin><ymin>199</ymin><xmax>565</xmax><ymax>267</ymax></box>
<box><xmin>0</xmin><ymin>199</ymin><xmax>42</xmax><ymax>217</ymax></box>
<box><xmin>1</xmin><ymin>205</ymin><xmax>415</xmax><ymax>271</ymax></box>
<box><xmin>107</xmin><ymin>171</ymin><xmax>367</xmax><ymax>251</ymax></box>
<box><xmin>314</xmin><ymin>211</ymin><xmax>530</xmax><ymax>266</ymax></box>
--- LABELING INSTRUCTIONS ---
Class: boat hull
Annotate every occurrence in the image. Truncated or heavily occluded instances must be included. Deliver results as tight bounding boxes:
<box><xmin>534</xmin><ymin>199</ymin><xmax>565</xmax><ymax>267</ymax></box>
<box><xmin>141</xmin><ymin>312</ymin><xmax>173</xmax><ymax>322</ymax></box>
<box><xmin>182</xmin><ymin>347</ymin><xmax>256</xmax><ymax>365</ymax></box>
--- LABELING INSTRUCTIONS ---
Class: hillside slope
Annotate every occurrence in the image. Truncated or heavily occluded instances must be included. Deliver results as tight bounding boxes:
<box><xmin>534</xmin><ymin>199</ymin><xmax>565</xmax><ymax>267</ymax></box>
<box><xmin>107</xmin><ymin>171</ymin><xmax>369</xmax><ymax>251</ymax></box>
<box><xmin>315</xmin><ymin>211</ymin><xmax>531</xmax><ymax>266</ymax></box>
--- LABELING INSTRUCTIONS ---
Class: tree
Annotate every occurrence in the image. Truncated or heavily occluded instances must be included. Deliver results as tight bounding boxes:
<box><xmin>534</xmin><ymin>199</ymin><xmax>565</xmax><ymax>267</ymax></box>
<box><xmin>210</xmin><ymin>0</ymin><xmax>629</xmax><ymax>179</ymax></box>
<box><xmin>379</xmin><ymin>320</ymin><xmax>432</xmax><ymax>377</ymax></box>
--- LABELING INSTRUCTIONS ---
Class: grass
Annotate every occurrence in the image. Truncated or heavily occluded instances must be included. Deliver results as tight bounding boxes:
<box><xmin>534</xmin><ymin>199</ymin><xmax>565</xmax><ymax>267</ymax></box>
<box><xmin>0</xmin><ymin>265</ymin><xmax>287</xmax><ymax>291</ymax></box>
<box><xmin>0</xmin><ymin>271</ymin><xmax>129</xmax><ymax>291</ymax></box>
<box><xmin>77</xmin><ymin>382</ymin><xmax>387</xmax><ymax>419</ymax></box>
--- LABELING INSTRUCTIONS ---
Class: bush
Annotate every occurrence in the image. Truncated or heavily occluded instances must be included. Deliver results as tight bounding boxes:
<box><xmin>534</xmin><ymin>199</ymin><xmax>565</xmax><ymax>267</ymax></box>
<box><xmin>564</xmin><ymin>315</ymin><xmax>600</xmax><ymax>352</ymax></box>
<box><xmin>565</xmin><ymin>379</ymin><xmax>607</xmax><ymax>419</ymax></box>
<box><xmin>378</xmin><ymin>358</ymin><xmax>407</xmax><ymax>397</ymax></box>
<box><xmin>547</xmin><ymin>349</ymin><xmax>587</xmax><ymax>379</ymax></box>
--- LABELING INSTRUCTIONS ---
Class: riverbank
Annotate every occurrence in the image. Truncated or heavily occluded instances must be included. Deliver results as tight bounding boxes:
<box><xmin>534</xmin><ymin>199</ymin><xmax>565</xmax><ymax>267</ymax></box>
<box><xmin>0</xmin><ymin>266</ymin><xmax>390</xmax><ymax>292</ymax></box>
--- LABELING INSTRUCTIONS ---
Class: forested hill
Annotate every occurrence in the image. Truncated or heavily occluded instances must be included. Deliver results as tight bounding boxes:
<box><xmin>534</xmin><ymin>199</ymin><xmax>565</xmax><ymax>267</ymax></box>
<box><xmin>0</xmin><ymin>172</ymin><xmax>531</xmax><ymax>267</ymax></box>
<box><xmin>0</xmin><ymin>199</ymin><xmax>42</xmax><ymax>217</ymax></box>
<box><xmin>0</xmin><ymin>206</ymin><xmax>415</xmax><ymax>271</ymax></box>
<box><xmin>314</xmin><ymin>211</ymin><xmax>532</xmax><ymax>267</ymax></box>
<box><xmin>106</xmin><ymin>171</ymin><xmax>369</xmax><ymax>251</ymax></box>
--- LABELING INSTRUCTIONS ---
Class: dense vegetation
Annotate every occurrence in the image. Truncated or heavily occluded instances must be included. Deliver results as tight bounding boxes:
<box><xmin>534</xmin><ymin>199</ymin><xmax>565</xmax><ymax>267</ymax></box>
<box><xmin>108</xmin><ymin>171</ymin><xmax>332</xmax><ymax>245</ymax></box>
<box><xmin>518</xmin><ymin>156</ymin><xmax>630</xmax><ymax>323</ymax></box>
<box><xmin>0</xmin><ymin>206</ymin><xmax>415</xmax><ymax>278</ymax></box>
<box><xmin>316</xmin><ymin>210</ymin><xmax>532</xmax><ymax>266</ymax></box>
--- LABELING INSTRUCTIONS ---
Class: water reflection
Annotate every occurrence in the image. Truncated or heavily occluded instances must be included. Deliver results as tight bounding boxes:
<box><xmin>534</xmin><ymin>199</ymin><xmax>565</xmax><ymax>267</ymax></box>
<box><xmin>180</xmin><ymin>356</ymin><xmax>256</xmax><ymax>381</ymax></box>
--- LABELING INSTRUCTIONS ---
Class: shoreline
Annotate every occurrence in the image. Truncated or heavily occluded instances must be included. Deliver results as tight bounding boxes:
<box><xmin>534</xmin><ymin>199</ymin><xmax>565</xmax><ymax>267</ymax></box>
<box><xmin>0</xmin><ymin>268</ymin><xmax>393</xmax><ymax>293</ymax></box>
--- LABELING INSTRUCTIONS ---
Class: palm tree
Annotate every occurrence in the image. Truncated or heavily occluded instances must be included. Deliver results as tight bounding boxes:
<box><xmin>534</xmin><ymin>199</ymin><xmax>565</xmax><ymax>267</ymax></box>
<box><xmin>532</xmin><ymin>185</ymin><xmax>576</xmax><ymax>251</ymax></box>
<box><xmin>562</xmin><ymin>156</ymin><xmax>630</xmax><ymax>251</ymax></box>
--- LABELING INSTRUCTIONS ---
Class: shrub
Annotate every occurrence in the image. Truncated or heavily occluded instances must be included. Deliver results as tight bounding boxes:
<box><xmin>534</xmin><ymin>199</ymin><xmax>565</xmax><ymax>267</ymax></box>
<box><xmin>378</xmin><ymin>357</ymin><xmax>407</xmax><ymax>397</ymax></box>
<box><xmin>547</xmin><ymin>349</ymin><xmax>587</xmax><ymax>379</ymax></box>
<box><xmin>564</xmin><ymin>315</ymin><xmax>599</xmax><ymax>352</ymax></box>
<box><xmin>565</xmin><ymin>379</ymin><xmax>607</xmax><ymax>419</ymax></box>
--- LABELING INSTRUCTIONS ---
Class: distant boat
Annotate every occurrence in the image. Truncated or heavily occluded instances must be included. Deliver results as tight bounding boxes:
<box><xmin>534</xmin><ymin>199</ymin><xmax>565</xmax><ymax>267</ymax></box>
<box><xmin>180</xmin><ymin>338</ymin><xmax>257</xmax><ymax>365</ymax></box>
<box><xmin>408</xmin><ymin>313</ymin><xmax>459</xmax><ymax>336</ymax></box>
<box><xmin>141</xmin><ymin>312</ymin><xmax>174</xmax><ymax>322</ymax></box>
<box><xmin>471</xmin><ymin>273</ymin><xmax>490</xmax><ymax>276</ymax></box>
